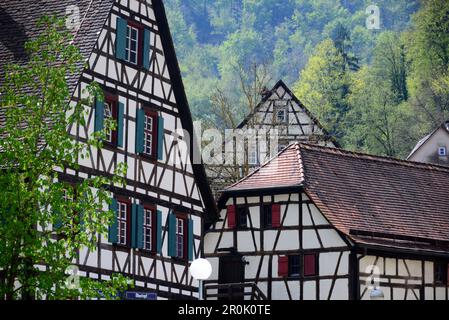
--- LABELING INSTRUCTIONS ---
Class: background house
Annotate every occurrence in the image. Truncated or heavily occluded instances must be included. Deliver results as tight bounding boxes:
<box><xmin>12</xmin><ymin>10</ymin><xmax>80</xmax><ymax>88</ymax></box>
<box><xmin>408</xmin><ymin>121</ymin><xmax>449</xmax><ymax>167</ymax></box>
<box><xmin>206</xmin><ymin>80</ymin><xmax>338</xmax><ymax>198</ymax></box>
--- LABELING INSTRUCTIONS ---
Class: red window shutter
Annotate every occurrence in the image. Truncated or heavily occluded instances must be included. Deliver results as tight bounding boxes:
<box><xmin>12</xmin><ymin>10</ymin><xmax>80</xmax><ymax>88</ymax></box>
<box><xmin>227</xmin><ymin>205</ymin><xmax>236</xmax><ymax>229</ymax></box>
<box><xmin>304</xmin><ymin>254</ymin><xmax>317</xmax><ymax>277</ymax></box>
<box><xmin>278</xmin><ymin>256</ymin><xmax>289</xmax><ymax>277</ymax></box>
<box><xmin>272</xmin><ymin>204</ymin><xmax>281</xmax><ymax>228</ymax></box>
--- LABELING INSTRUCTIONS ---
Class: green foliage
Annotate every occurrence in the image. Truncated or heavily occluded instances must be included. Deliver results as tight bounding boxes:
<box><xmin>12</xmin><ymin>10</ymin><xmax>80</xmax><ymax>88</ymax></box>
<box><xmin>0</xmin><ymin>16</ymin><xmax>131</xmax><ymax>300</ymax></box>
<box><xmin>165</xmin><ymin>0</ymin><xmax>449</xmax><ymax>159</ymax></box>
<box><xmin>165</xmin><ymin>0</ymin><xmax>420</xmax><ymax>131</ymax></box>
<box><xmin>406</xmin><ymin>0</ymin><xmax>449</xmax><ymax>129</ymax></box>
<box><xmin>294</xmin><ymin>39</ymin><xmax>351</xmax><ymax>140</ymax></box>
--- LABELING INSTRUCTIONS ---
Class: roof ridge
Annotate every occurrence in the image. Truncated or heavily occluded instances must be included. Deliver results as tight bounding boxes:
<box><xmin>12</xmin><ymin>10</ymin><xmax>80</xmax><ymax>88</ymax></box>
<box><xmin>297</xmin><ymin>142</ymin><xmax>449</xmax><ymax>173</ymax></box>
<box><xmin>293</xmin><ymin>143</ymin><xmax>305</xmax><ymax>184</ymax></box>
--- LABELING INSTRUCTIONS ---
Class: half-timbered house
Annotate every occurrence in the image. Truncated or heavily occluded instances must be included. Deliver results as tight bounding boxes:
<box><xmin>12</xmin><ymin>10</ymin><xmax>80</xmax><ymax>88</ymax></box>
<box><xmin>0</xmin><ymin>0</ymin><xmax>217</xmax><ymax>300</ymax></box>
<box><xmin>206</xmin><ymin>80</ymin><xmax>338</xmax><ymax>197</ymax></box>
<box><xmin>204</xmin><ymin>143</ymin><xmax>449</xmax><ymax>300</ymax></box>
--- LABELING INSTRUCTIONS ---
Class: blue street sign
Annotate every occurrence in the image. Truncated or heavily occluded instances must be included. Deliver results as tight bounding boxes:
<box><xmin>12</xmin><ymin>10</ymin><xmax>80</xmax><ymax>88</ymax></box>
<box><xmin>124</xmin><ymin>291</ymin><xmax>157</xmax><ymax>300</ymax></box>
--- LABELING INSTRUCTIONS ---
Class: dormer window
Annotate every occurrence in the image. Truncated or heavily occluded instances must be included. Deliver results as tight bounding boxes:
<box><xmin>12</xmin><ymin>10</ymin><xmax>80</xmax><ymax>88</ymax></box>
<box><xmin>438</xmin><ymin>147</ymin><xmax>447</xmax><ymax>157</ymax></box>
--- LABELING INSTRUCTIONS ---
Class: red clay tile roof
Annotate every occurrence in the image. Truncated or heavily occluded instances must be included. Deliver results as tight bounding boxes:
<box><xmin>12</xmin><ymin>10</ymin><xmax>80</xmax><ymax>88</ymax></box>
<box><xmin>225</xmin><ymin>143</ymin><xmax>449</xmax><ymax>245</ymax></box>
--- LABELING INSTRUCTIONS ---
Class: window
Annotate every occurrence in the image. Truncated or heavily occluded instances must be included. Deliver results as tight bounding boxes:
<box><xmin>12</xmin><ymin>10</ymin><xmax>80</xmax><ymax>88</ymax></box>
<box><xmin>143</xmin><ymin>112</ymin><xmax>157</xmax><ymax>157</ymax></box>
<box><xmin>434</xmin><ymin>262</ymin><xmax>447</xmax><ymax>285</ymax></box>
<box><xmin>104</xmin><ymin>101</ymin><xmax>113</xmax><ymax>143</ymax></box>
<box><xmin>176</xmin><ymin>217</ymin><xmax>185</xmax><ymax>259</ymax></box>
<box><xmin>438</xmin><ymin>147</ymin><xmax>447</xmax><ymax>157</ymax></box>
<box><xmin>143</xmin><ymin>207</ymin><xmax>153</xmax><ymax>251</ymax></box>
<box><xmin>237</xmin><ymin>207</ymin><xmax>249</xmax><ymax>228</ymax></box>
<box><xmin>248</xmin><ymin>146</ymin><xmax>258</xmax><ymax>165</ymax></box>
<box><xmin>288</xmin><ymin>255</ymin><xmax>300</xmax><ymax>277</ymax></box>
<box><xmin>117</xmin><ymin>201</ymin><xmax>128</xmax><ymax>246</ymax></box>
<box><xmin>276</xmin><ymin>108</ymin><xmax>287</xmax><ymax>123</ymax></box>
<box><xmin>262</xmin><ymin>205</ymin><xmax>272</xmax><ymax>228</ymax></box>
<box><xmin>102</xmin><ymin>95</ymin><xmax>118</xmax><ymax>146</ymax></box>
<box><xmin>126</xmin><ymin>25</ymin><xmax>139</xmax><ymax>65</ymax></box>
<box><xmin>304</xmin><ymin>254</ymin><xmax>317</xmax><ymax>277</ymax></box>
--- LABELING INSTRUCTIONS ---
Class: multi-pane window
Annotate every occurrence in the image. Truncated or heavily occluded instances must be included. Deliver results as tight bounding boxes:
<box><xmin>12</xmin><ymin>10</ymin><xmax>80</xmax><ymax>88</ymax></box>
<box><xmin>143</xmin><ymin>114</ymin><xmax>155</xmax><ymax>157</ymax></box>
<box><xmin>277</xmin><ymin>108</ymin><xmax>287</xmax><ymax>123</ymax></box>
<box><xmin>438</xmin><ymin>147</ymin><xmax>447</xmax><ymax>157</ymax></box>
<box><xmin>248</xmin><ymin>146</ymin><xmax>258</xmax><ymax>165</ymax></box>
<box><xmin>117</xmin><ymin>201</ymin><xmax>128</xmax><ymax>245</ymax></box>
<box><xmin>143</xmin><ymin>208</ymin><xmax>153</xmax><ymax>251</ymax></box>
<box><xmin>126</xmin><ymin>25</ymin><xmax>139</xmax><ymax>65</ymax></box>
<box><xmin>104</xmin><ymin>102</ymin><xmax>113</xmax><ymax>143</ymax></box>
<box><xmin>288</xmin><ymin>255</ymin><xmax>300</xmax><ymax>277</ymax></box>
<box><xmin>176</xmin><ymin>218</ymin><xmax>184</xmax><ymax>259</ymax></box>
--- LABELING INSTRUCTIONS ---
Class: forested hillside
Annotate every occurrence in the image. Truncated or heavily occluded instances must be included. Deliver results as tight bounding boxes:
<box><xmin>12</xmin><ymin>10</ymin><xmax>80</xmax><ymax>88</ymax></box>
<box><xmin>165</xmin><ymin>0</ymin><xmax>449</xmax><ymax>158</ymax></box>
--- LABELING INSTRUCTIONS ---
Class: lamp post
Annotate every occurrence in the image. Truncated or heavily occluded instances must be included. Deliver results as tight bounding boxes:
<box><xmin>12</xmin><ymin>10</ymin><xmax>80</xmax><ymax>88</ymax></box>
<box><xmin>189</xmin><ymin>258</ymin><xmax>212</xmax><ymax>301</ymax></box>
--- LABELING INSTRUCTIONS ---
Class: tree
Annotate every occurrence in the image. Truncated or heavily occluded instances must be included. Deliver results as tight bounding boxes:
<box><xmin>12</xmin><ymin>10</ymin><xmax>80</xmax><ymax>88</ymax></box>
<box><xmin>0</xmin><ymin>17</ymin><xmax>130</xmax><ymax>300</ymax></box>
<box><xmin>406</xmin><ymin>0</ymin><xmax>449</xmax><ymax>129</ymax></box>
<box><xmin>205</xmin><ymin>63</ymin><xmax>272</xmax><ymax>193</ymax></box>
<box><xmin>293</xmin><ymin>39</ymin><xmax>350</xmax><ymax>141</ymax></box>
<box><xmin>345</xmin><ymin>66</ymin><xmax>415</xmax><ymax>157</ymax></box>
<box><xmin>331</xmin><ymin>23</ymin><xmax>360</xmax><ymax>71</ymax></box>
<box><xmin>372</xmin><ymin>32</ymin><xmax>409</xmax><ymax>104</ymax></box>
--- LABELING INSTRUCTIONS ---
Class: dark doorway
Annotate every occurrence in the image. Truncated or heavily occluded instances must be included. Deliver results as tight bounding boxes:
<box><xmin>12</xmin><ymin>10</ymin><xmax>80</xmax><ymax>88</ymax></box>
<box><xmin>218</xmin><ymin>254</ymin><xmax>245</xmax><ymax>300</ymax></box>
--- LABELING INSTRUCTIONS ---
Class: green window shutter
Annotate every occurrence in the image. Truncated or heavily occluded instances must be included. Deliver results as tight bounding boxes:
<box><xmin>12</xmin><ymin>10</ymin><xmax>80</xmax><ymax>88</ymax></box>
<box><xmin>157</xmin><ymin>116</ymin><xmax>164</xmax><ymax>161</ymax></box>
<box><xmin>117</xmin><ymin>102</ymin><xmax>125</xmax><ymax>148</ymax></box>
<box><xmin>137</xmin><ymin>205</ymin><xmax>144</xmax><ymax>249</ymax></box>
<box><xmin>135</xmin><ymin>109</ymin><xmax>145</xmax><ymax>154</ymax></box>
<box><xmin>156</xmin><ymin>210</ymin><xmax>162</xmax><ymax>254</ymax></box>
<box><xmin>143</xmin><ymin>28</ymin><xmax>151</xmax><ymax>70</ymax></box>
<box><xmin>94</xmin><ymin>97</ymin><xmax>104</xmax><ymax>133</ymax></box>
<box><xmin>131</xmin><ymin>203</ymin><xmax>138</xmax><ymax>248</ymax></box>
<box><xmin>168</xmin><ymin>212</ymin><xmax>176</xmax><ymax>258</ymax></box>
<box><xmin>188</xmin><ymin>219</ymin><xmax>194</xmax><ymax>262</ymax></box>
<box><xmin>115</xmin><ymin>17</ymin><xmax>127</xmax><ymax>60</ymax></box>
<box><xmin>108</xmin><ymin>198</ymin><xmax>119</xmax><ymax>244</ymax></box>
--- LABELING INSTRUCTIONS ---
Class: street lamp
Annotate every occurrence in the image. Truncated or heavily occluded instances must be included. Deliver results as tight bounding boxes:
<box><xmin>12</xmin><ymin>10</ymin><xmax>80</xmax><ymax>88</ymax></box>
<box><xmin>189</xmin><ymin>258</ymin><xmax>212</xmax><ymax>300</ymax></box>
<box><xmin>370</xmin><ymin>287</ymin><xmax>385</xmax><ymax>300</ymax></box>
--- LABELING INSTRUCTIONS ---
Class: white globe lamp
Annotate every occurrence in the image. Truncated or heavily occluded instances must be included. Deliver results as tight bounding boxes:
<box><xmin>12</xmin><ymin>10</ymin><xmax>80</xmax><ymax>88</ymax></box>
<box><xmin>189</xmin><ymin>258</ymin><xmax>212</xmax><ymax>300</ymax></box>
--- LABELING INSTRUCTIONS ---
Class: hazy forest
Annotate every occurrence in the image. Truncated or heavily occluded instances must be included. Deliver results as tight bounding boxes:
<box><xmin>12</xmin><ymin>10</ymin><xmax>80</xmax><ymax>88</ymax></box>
<box><xmin>165</xmin><ymin>0</ymin><xmax>449</xmax><ymax>158</ymax></box>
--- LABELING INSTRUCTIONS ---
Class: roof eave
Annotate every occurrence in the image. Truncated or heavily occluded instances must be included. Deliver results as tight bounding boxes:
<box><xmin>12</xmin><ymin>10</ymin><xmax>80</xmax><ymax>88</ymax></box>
<box><xmin>216</xmin><ymin>184</ymin><xmax>303</xmax><ymax>209</ymax></box>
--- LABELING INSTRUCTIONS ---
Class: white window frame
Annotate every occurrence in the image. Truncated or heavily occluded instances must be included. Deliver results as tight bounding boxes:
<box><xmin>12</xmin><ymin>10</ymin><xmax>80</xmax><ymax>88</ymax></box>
<box><xmin>104</xmin><ymin>101</ymin><xmax>113</xmax><ymax>143</ymax></box>
<box><xmin>143</xmin><ymin>208</ymin><xmax>152</xmax><ymax>251</ymax></box>
<box><xmin>438</xmin><ymin>146</ymin><xmax>447</xmax><ymax>156</ymax></box>
<box><xmin>143</xmin><ymin>114</ymin><xmax>154</xmax><ymax>156</ymax></box>
<box><xmin>126</xmin><ymin>25</ymin><xmax>139</xmax><ymax>65</ymax></box>
<box><xmin>276</xmin><ymin>108</ymin><xmax>287</xmax><ymax>123</ymax></box>
<box><xmin>248</xmin><ymin>146</ymin><xmax>258</xmax><ymax>165</ymax></box>
<box><xmin>176</xmin><ymin>218</ymin><xmax>184</xmax><ymax>258</ymax></box>
<box><xmin>117</xmin><ymin>201</ymin><xmax>127</xmax><ymax>246</ymax></box>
